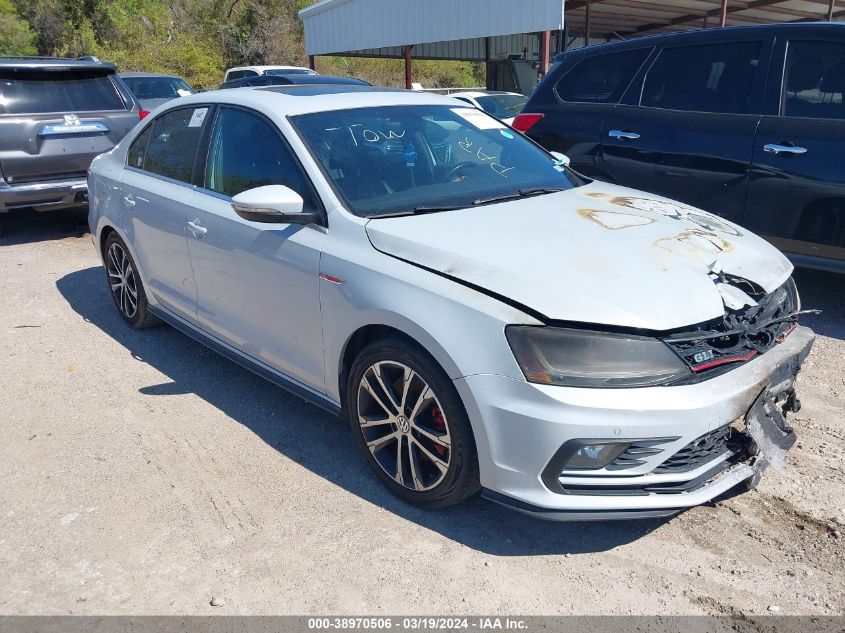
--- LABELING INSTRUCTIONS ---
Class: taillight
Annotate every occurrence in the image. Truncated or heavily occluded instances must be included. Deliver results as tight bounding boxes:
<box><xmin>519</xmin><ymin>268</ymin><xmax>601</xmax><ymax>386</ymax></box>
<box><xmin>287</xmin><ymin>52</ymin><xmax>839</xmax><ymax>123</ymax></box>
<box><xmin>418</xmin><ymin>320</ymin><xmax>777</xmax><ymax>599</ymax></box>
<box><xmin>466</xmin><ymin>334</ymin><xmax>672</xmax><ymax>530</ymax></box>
<box><xmin>139</xmin><ymin>109</ymin><xmax>150</xmax><ymax>120</ymax></box>
<box><xmin>512</xmin><ymin>113</ymin><xmax>544</xmax><ymax>133</ymax></box>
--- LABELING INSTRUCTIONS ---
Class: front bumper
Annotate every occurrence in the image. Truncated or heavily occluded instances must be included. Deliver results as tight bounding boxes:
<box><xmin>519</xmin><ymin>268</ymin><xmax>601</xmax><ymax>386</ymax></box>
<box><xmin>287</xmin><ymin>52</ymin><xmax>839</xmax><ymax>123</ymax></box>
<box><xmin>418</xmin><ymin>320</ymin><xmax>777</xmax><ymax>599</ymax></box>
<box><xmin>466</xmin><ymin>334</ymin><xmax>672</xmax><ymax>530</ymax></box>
<box><xmin>0</xmin><ymin>179</ymin><xmax>88</xmax><ymax>212</ymax></box>
<box><xmin>457</xmin><ymin>325</ymin><xmax>815</xmax><ymax>520</ymax></box>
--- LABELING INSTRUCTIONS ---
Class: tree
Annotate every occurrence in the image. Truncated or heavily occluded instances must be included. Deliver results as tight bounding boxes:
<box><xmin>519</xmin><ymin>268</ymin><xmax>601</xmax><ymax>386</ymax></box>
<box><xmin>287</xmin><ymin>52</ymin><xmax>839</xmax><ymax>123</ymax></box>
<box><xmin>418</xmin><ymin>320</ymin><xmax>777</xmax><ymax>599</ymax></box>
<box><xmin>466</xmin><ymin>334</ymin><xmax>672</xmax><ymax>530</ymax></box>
<box><xmin>9</xmin><ymin>0</ymin><xmax>484</xmax><ymax>90</ymax></box>
<box><xmin>0</xmin><ymin>0</ymin><xmax>38</xmax><ymax>56</ymax></box>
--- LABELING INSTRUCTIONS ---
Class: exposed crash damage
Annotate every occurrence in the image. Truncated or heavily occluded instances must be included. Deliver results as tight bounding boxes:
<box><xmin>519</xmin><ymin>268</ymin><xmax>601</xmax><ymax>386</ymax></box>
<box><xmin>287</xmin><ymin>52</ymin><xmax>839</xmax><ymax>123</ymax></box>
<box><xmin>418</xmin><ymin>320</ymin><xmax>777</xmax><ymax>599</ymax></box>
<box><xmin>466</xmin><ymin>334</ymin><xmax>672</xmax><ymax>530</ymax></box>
<box><xmin>664</xmin><ymin>275</ymin><xmax>812</xmax><ymax>378</ymax></box>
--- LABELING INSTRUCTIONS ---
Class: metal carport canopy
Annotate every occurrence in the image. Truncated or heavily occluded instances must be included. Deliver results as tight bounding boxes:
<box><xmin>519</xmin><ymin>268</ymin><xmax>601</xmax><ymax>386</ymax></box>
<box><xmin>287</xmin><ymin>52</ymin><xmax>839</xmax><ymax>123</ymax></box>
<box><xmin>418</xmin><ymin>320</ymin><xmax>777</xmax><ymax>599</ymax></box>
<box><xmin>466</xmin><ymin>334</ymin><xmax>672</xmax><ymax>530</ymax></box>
<box><xmin>565</xmin><ymin>0</ymin><xmax>842</xmax><ymax>41</ymax></box>
<box><xmin>299</xmin><ymin>0</ymin><xmax>566</xmax><ymax>56</ymax></box>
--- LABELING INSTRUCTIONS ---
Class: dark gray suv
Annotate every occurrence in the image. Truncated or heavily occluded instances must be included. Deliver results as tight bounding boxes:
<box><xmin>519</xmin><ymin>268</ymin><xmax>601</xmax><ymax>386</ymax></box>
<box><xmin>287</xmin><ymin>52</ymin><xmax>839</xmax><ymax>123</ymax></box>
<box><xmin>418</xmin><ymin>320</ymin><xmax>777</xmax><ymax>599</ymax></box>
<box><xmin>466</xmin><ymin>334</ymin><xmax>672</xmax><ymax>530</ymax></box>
<box><xmin>0</xmin><ymin>57</ymin><xmax>140</xmax><ymax>218</ymax></box>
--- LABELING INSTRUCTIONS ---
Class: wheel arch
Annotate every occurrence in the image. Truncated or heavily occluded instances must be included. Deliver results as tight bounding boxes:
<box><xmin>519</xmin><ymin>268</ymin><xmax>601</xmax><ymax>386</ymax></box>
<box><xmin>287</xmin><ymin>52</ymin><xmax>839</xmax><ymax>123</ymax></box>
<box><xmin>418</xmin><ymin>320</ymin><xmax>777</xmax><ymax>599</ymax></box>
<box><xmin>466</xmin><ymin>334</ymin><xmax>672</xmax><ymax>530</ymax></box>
<box><xmin>336</xmin><ymin>320</ymin><xmax>463</xmax><ymax>413</ymax></box>
<box><xmin>98</xmin><ymin>224</ymin><xmax>117</xmax><ymax>259</ymax></box>
<box><xmin>95</xmin><ymin>219</ymin><xmax>156</xmax><ymax>307</ymax></box>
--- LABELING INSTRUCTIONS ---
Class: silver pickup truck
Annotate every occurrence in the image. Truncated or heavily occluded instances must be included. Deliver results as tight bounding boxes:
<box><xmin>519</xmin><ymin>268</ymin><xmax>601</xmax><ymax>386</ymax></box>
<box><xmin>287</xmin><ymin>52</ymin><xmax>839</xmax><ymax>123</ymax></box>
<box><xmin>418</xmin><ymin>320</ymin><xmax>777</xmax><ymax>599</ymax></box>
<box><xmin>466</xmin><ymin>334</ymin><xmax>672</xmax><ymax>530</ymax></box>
<box><xmin>0</xmin><ymin>57</ymin><xmax>140</xmax><ymax>223</ymax></box>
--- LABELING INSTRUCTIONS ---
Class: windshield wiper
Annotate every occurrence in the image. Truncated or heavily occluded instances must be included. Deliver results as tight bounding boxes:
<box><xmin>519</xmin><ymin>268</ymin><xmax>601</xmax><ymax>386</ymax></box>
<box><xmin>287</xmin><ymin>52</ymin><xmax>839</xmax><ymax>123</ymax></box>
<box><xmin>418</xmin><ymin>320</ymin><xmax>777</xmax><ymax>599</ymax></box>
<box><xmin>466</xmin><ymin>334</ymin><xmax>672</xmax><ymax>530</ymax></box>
<box><xmin>411</xmin><ymin>204</ymin><xmax>469</xmax><ymax>214</ymax></box>
<box><xmin>472</xmin><ymin>187</ymin><xmax>564</xmax><ymax>206</ymax></box>
<box><xmin>365</xmin><ymin>205</ymin><xmax>467</xmax><ymax>218</ymax></box>
<box><xmin>371</xmin><ymin>189</ymin><xmax>563</xmax><ymax>218</ymax></box>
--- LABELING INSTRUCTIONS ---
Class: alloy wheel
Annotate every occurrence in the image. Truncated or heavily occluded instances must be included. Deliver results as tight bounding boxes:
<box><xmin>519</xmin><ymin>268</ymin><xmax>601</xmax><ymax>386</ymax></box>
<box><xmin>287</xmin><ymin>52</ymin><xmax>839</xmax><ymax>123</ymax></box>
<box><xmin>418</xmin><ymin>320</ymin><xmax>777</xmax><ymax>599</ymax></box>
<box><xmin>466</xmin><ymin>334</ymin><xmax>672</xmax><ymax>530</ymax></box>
<box><xmin>106</xmin><ymin>242</ymin><xmax>139</xmax><ymax>319</ymax></box>
<box><xmin>356</xmin><ymin>361</ymin><xmax>452</xmax><ymax>492</ymax></box>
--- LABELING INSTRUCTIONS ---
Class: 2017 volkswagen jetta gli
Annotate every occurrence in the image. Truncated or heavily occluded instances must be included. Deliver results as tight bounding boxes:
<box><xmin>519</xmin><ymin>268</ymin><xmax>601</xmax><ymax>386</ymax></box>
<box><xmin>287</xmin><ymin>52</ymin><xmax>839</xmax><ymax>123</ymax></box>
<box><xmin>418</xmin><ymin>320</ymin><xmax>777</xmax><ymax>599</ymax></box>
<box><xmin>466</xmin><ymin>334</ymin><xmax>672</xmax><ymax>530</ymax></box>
<box><xmin>88</xmin><ymin>85</ymin><xmax>815</xmax><ymax>520</ymax></box>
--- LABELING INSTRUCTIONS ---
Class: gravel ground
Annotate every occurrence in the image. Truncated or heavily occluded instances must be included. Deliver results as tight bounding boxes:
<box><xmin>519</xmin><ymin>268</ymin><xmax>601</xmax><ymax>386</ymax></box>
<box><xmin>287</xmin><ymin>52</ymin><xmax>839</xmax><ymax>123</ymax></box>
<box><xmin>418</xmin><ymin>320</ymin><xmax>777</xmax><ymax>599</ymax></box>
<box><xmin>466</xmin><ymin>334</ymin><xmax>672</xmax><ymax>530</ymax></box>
<box><xmin>0</xmin><ymin>209</ymin><xmax>843</xmax><ymax>616</ymax></box>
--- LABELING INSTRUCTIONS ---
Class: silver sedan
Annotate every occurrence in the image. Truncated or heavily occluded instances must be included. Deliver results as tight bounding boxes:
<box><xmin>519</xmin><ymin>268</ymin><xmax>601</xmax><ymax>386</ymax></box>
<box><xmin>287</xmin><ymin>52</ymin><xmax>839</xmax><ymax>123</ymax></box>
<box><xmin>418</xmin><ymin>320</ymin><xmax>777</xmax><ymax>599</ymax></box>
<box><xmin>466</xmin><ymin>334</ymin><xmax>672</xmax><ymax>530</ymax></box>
<box><xmin>88</xmin><ymin>86</ymin><xmax>814</xmax><ymax>520</ymax></box>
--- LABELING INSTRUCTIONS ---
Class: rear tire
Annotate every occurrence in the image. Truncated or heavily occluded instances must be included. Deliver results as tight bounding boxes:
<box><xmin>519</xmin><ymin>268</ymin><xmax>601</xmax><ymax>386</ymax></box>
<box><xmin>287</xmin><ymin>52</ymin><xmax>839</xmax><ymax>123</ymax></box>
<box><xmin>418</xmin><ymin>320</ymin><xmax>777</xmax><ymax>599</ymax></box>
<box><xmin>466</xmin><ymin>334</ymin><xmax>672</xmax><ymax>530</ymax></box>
<box><xmin>103</xmin><ymin>232</ymin><xmax>161</xmax><ymax>329</ymax></box>
<box><xmin>346</xmin><ymin>337</ymin><xmax>480</xmax><ymax>508</ymax></box>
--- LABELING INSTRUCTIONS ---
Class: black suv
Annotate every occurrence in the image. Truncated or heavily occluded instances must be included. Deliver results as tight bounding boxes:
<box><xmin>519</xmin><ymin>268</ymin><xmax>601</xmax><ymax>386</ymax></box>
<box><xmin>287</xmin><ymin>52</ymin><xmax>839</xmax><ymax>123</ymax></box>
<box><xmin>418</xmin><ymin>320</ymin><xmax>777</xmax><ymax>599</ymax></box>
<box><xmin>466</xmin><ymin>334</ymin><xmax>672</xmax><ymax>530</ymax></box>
<box><xmin>517</xmin><ymin>23</ymin><xmax>845</xmax><ymax>272</ymax></box>
<box><xmin>0</xmin><ymin>57</ymin><xmax>140</xmax><ymax>218</ymax></box>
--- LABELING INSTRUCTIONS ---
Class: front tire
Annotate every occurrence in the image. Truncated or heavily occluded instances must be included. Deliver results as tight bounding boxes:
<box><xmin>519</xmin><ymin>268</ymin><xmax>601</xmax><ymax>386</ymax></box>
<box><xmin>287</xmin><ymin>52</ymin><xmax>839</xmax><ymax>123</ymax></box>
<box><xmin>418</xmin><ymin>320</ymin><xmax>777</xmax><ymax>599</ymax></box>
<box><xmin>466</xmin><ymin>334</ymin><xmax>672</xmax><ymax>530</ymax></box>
<box><xmin>346</xmin><ymin>338</ymin><xmax>480</xmax><ymax>508</ymax></box>
<box><xmin>103</xmin><ymin>232</ymin><xmax>160</xmax><ymax>329</ymax></box>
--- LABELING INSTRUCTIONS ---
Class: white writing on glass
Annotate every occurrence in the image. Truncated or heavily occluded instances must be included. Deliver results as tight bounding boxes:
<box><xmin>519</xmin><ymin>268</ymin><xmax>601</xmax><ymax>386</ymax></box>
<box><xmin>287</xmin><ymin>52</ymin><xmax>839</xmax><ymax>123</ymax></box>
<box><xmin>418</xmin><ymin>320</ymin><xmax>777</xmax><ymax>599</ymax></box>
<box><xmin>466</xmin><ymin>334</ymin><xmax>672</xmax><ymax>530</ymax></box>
<box><xmin>458</xmin><ymin>137</ymin><xmax>514</xmax><ymax>178</ymax></box>
<box><xmin>325</xmin><ymin>124</ymin><xmax>405</xmax><ymax>146</ymax></box>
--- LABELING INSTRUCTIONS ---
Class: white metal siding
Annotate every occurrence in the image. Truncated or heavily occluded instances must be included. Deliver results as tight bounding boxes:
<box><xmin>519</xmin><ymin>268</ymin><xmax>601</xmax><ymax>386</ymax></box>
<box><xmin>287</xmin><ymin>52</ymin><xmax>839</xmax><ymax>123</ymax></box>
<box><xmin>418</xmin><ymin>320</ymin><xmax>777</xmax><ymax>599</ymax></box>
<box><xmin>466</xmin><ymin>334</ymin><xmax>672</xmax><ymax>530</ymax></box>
<box><xmin>336</xmin><ymin>34</ymin><xmax>544</xmax><ymax>61</ymax></box>
<box><xmin>300</xmin><ymin>0</ymin><xmax>566</xmax><ymax>56</ymax></box>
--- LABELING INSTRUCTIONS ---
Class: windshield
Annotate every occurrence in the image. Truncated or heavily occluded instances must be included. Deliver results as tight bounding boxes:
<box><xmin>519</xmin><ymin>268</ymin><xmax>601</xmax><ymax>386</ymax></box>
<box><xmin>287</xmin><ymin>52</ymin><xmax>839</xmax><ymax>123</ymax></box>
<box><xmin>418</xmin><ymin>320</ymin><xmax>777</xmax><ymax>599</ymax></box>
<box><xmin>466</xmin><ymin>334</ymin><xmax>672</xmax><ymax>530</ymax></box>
<box><xmin>475</xmin><ymin>94</ymin><xmax>528</xmax><ymax>118</ymax></box>
<box><xmin>122</xmin><ymin>76</ymin><xmax>193</xmax><ymax>100</ymax></box>
<box><xmin>292</xmin><ymin>105</ymin><xmax>583</xmax><ymax>217</ymax></box>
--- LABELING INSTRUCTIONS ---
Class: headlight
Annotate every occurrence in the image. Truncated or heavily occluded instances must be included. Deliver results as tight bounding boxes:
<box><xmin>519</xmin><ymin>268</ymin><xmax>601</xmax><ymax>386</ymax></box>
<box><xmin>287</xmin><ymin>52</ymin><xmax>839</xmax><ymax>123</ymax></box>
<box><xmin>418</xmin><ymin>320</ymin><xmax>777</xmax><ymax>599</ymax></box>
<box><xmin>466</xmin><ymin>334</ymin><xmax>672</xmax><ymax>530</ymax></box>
<box><xmin>505</xmin><ymin>326</ymin><xmax>690</xmax><ymax>388</ymax></box>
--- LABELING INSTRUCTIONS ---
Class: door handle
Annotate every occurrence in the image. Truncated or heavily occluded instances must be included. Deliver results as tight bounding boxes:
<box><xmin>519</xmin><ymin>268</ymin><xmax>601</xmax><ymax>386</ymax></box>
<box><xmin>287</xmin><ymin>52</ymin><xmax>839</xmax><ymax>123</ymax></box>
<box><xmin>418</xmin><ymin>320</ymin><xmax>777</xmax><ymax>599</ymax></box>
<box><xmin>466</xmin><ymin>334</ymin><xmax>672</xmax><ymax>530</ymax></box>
<box><xmin>763</xmin><ymin>143</ymin><xmax>807</xmax><ymax>155</ymax></box>
<box><xmin>187</xmin><ymin>220</ymin><xmax>207</xmax><ymax>236</ymax></box>
<box><xmin>122</xmin><ymin>195</ymin><xmax>136</xmax><ymax>208</ymax></box>
<box><xmin>609</xmin><ymin>129</ymin><xmax>641</xmax><ymax>141</ymax></box>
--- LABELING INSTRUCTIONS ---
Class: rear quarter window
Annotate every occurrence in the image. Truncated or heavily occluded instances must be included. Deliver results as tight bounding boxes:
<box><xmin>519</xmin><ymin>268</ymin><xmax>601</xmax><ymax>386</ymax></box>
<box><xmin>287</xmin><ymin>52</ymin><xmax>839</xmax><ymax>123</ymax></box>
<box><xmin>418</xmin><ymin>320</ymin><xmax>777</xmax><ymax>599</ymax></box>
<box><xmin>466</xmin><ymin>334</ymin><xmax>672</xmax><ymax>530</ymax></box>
<box><xmin>0</xmin><ymin>71</ymin><xmax>126</xmax><ymax>115</ymax></box>
<box><xmin>554</xmin><ymin>48</ymin><xmax>652</xmax><ymax>104</ymax></box>
<box><xmin>141</xmin><ymin>107</ymin><xmax>207</xmax><ymax>183</ymax></box>
<box><xmin>127</xmin><ymin>125</ymin><xmax>153</xmax><ymax>170</ymax></box>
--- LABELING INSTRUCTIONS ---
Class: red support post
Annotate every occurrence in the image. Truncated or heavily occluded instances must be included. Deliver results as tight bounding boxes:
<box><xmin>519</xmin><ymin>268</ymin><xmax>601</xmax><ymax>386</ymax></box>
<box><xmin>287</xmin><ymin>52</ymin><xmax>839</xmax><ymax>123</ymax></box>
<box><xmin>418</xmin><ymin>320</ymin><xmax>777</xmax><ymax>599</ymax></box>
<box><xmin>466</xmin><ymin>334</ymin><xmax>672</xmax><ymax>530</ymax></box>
<box><xmin>540</xmin><ymin>30</ymin><xmax>551</xmax><ymax>76</ymax></box>
<box><xmin>404</xmin><ymin>45</ymin><xmax>413</xmax><ymax>89</ymax></box>
<box><xmin>308</xmin><ymin>55</ymin><xmax>315</xmax><ymax>71</ymax></box>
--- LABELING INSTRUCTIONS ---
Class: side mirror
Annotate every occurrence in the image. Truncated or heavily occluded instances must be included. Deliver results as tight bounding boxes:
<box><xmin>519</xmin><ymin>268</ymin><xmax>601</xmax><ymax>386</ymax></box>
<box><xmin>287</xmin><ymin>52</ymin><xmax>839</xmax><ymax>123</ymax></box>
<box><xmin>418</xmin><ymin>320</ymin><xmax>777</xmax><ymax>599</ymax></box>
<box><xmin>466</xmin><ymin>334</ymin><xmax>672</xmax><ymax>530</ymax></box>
<box><xmin>231</xmin><ymin>185</ymin><xmax>316</xmax><ymax>224</ymax></box>
<box><xmin>550</xmin><ymin>151</ymin><xmax>571</xmax><ymax>168</ymax></box>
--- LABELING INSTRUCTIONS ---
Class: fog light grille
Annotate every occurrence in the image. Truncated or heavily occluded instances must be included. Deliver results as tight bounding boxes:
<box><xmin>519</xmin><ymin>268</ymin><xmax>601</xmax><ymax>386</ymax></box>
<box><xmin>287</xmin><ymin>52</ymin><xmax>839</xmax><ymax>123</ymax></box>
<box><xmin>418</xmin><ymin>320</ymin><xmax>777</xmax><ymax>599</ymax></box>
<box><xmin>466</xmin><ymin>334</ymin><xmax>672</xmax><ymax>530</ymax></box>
<box><xmin>654</xmin><ymin>425</ymin><xmax>739</xmax><ymax>474</ymax></box>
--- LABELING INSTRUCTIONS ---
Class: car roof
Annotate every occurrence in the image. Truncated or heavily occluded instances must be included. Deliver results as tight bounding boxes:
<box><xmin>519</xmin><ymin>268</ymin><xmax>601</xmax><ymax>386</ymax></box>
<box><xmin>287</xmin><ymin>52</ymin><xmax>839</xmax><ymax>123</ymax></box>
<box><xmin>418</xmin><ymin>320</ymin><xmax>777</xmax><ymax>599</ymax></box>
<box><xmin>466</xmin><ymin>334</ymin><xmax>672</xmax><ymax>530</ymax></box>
<box><xmin>0</xmin><ymin>56</ymin><xmax>116</xmax><ymax>71</ymax></box>
<box><xmin>555</xmin><ymin>21</ymin><xmax>845</xmax><ymax>60</ymax></box>
<box><xmin>451</xmin><ymin>91</ymin><xmax>524</xmax><ymax>98</ymax></box>
<box><xmin>118</xmin><ymin>72</ymin><xmax>182</xmax><ymax>79</ymax></box>
<box><xmin>227</xmin><ymin>65</ymin><xmax>312</xmax><ymax>73</ymax></box>
<box><xmin>170</xmin><ymin>85</ymin><xmax>468</xmax><ymax>116</ymax></box>
<box><xmin>274</xmin><ymin>74</ymin><xmax>369</xmax><ymax>85</ymax></box>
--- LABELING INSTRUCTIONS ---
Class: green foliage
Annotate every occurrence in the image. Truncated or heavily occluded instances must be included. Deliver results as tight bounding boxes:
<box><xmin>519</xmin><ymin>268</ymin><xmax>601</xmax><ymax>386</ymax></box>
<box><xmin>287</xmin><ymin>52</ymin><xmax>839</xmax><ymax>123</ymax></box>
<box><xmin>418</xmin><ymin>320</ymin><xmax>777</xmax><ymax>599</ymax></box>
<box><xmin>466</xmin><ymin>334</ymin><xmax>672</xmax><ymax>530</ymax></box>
<box><xmin>0</xmin><ymin>0</ymin><xmax>38</xmax><ymax>56</ymax></box>
<box><xmin>90</xmin><ymin>0</ymin><xmax>224</xmax><ymax>89</ymax></box>
<box><xmin>15</xmin><ymin>0</ymin><xmax>485</xmax><ymax>90</ymax></box>
<box><xmin>316</xmin><ymin>57</ymin><xmax>484</xmax><ymax>89</ymax></box>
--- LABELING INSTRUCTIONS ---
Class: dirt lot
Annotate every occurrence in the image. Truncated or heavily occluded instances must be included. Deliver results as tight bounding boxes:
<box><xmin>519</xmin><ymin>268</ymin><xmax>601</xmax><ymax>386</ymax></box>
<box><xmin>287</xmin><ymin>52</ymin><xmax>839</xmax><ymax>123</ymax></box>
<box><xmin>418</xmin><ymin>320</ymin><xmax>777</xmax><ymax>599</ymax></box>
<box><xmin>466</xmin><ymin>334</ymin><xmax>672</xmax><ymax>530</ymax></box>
<box><xmin>0</xmin><ymin>209</ymin><xmax>843</xmax><ymax>616</ymax></box>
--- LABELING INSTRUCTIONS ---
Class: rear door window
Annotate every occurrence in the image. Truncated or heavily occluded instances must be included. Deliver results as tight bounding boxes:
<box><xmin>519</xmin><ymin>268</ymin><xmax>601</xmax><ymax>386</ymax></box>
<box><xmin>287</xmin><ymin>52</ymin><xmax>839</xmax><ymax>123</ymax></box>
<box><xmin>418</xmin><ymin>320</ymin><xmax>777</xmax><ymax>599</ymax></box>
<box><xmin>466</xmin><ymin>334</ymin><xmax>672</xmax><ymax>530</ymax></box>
<box><xmin>641</xmin><ymin>42</ymin><xmax>762</xmax><ymax>114</ymax></box>
<box><xmin>555</xmin><ymin>49</ymin><xmax>651</xmax><ymax>104</ymax></box>
<box><xmin>142</xmin><ymin>107</ymin><xmax>208</xmax><ymax>183</ymax></box>
<box><xmin>0</xmin><ymin>71</ymin><xmax>125</xmax><ymax>115</ymax></box>
<box><xmin>782</xmin><ymin>40</ymin><xmax>845</xmax><ymax>120</ymax></box>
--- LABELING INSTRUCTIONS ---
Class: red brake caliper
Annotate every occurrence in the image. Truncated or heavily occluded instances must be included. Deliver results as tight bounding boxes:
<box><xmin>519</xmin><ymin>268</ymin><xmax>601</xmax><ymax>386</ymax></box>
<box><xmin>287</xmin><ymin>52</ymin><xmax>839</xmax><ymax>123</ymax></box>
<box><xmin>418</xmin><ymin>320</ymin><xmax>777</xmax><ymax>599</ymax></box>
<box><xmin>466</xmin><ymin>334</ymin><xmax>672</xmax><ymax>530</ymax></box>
<box><xmin>431</xmin><ymin>405</ymin><xmax>448</xmax><ymax>456</ymax></box>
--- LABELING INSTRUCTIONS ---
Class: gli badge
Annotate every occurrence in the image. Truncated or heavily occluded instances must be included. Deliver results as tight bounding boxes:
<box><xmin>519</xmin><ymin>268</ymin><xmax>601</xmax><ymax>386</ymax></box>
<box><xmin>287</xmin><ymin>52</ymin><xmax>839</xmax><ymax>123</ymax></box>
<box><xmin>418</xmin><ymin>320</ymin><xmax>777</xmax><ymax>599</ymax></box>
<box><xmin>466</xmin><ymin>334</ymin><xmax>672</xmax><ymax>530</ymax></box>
<box><xmin>693</xmin><ymin>349</ymin><xmax>715</xmax><ymax>364</ymax></box>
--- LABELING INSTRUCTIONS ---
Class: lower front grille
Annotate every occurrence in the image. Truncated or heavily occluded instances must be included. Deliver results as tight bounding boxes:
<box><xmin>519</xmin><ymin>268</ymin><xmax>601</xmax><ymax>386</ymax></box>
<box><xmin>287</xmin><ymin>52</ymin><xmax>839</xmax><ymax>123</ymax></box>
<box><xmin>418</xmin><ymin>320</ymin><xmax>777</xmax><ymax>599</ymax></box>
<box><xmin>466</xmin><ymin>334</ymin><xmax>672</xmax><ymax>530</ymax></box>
<box><xmin>560</xmin><ymin>459</ymin><xmax>738</xmax><ymax>496</ymax></box>
<box><xmin>557</xmin><ymin>425</ymin><xmax>753</xmax><ymax>497</ymax></box>
<box><xmin>654</xmin><ymin>424</ymin><xmax>745</xmax><ymax>474</ymax></box>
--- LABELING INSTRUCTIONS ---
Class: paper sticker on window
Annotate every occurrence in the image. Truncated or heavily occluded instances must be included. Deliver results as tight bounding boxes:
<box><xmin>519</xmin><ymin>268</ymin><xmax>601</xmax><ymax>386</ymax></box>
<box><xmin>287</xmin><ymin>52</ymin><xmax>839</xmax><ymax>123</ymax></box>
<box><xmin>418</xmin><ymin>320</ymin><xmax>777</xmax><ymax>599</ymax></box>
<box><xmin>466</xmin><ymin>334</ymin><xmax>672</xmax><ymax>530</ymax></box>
<box><xmin>451</xmin><ymin>108</ymin><xmax>505</xmax><ymax>130</ymax></box>
<box><xmin>176</xmin><ymin>89</ymin><xmax>192</xmax><ymax>97</ymax></box>
<box><xmin>188</xmin><ymin>108</ymin><xmax>208</xmax><ymax>128</ymax></box>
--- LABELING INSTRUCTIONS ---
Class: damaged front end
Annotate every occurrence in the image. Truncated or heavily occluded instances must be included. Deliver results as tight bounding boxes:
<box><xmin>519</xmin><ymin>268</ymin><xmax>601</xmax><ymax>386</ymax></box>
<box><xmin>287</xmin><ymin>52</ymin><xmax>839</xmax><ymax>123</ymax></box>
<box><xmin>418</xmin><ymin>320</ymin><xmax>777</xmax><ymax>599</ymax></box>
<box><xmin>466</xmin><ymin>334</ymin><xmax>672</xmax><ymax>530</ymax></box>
<box><xmin>663</xmin><ymin>276</ymin><xmax>808</xmax><ymax>380</ymax></box>
<box><xmin>533</xmin><ymin>277</ymin><xmax>816</xmax><ymax>511</ymax></box>
<box><xmin>659</xmin><ymin>275</ymin><xmax>815</xmax><ymax>480</ymax></box>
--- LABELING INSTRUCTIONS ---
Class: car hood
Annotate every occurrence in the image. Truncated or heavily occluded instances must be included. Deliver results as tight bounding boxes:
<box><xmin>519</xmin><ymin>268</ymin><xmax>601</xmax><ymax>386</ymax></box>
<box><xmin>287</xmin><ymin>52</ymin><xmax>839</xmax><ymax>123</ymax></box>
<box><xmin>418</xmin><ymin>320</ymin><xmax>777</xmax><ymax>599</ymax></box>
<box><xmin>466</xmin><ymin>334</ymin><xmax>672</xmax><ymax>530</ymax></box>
<box><xmin>365</xmin><ymin>181</ymin><xmax>794</xmax><ymax>331</ymax></box>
